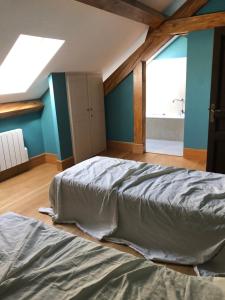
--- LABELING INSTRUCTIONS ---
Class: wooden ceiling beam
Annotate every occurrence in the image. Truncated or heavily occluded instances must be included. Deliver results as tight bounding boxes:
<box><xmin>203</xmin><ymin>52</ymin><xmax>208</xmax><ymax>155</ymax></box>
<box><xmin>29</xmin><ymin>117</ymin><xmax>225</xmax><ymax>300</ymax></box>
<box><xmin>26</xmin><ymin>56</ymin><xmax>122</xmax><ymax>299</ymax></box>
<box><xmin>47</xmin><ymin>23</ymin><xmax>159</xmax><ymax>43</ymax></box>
<box><xmin>155</xmin><ymin>12</ymin><xmax>225</xmax><ymax>36</ymax></box>
<box><xmin>0</xmin><ymin>100</ymin><xmax>43</xmax><ymax>119</ymax></box>
<box><xmin>75</xmin><ymin>0</ymin><xmax>165</xmax><ymax>26</ymax></box>
<box><xmin>104</xmin><ymin>0</ymin><xmax>208</xmax><ymax>95</ymax></box>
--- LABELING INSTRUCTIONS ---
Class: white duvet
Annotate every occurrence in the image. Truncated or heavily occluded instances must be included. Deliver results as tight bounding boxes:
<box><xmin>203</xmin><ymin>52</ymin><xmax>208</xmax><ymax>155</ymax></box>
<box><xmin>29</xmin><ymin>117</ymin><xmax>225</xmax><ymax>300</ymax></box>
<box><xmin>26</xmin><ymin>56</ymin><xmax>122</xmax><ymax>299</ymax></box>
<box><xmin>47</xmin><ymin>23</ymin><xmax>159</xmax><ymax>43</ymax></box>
<box><xmin>50</xmin><ymin>156</ymin><xmax>225</xmax><ymax>276</ymax></box>
<box><xmin>1</xmin><ymin>213</ymin><xmax>225</xmax><ymax>299</ymax></box>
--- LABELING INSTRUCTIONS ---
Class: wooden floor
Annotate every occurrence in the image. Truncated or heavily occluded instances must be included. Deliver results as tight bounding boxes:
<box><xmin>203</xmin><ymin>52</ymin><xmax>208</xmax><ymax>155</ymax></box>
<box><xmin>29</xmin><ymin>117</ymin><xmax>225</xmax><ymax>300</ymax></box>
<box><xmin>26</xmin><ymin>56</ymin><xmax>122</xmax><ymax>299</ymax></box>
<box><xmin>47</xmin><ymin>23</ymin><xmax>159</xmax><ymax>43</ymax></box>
<box><xmin>0</xmin><ymin>151</ymin><xmax>206</xmax><ymax>276</ymax></box>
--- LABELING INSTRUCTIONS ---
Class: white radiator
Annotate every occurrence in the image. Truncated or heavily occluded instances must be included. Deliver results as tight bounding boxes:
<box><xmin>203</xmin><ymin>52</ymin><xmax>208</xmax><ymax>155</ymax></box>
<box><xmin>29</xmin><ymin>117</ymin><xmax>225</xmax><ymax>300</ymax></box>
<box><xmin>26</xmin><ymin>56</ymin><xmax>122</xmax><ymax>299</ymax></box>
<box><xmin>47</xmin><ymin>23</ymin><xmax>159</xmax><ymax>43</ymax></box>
<box><xmin>0</xmin><ymin>129</ymin><xmax>29</xmax><ymax>172</ymax></box>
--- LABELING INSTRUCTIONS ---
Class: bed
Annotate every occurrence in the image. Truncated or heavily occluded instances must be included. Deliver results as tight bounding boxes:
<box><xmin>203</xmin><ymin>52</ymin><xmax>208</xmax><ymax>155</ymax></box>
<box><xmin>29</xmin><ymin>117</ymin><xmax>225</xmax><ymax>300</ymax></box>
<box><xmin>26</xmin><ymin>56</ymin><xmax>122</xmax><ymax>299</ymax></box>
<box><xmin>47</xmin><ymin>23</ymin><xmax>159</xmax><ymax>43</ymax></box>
<box><xmin>49</xmin><ymin>156</ymin><xmax>225</xmax><ymax>277</ymax></box>
<box><xmin>0</xmin><ymin>212</ymin><xmax>225</xmax><ymax>300</ymax></box>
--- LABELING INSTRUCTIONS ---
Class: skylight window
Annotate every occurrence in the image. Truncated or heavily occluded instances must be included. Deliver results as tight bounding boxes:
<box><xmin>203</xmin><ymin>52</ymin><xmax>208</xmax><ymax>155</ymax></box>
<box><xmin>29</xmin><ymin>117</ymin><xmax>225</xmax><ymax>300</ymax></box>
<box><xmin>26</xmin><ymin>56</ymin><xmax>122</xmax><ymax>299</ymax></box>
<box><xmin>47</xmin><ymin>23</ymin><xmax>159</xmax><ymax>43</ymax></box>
<box><xmin>0</xmin><ymin>34</ymin><xmax>65</xmax><ymax>95</ymax></box>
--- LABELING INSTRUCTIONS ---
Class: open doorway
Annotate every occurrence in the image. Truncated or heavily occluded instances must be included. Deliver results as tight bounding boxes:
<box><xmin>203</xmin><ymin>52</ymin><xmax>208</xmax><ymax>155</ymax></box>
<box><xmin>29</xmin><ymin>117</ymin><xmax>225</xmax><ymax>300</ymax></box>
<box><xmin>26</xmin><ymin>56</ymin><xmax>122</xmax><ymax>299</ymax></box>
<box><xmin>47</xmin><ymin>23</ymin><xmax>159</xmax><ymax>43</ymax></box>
<box><xmin>145</xmin><ymin>43</ymin><xmax>187</xmax><ymax>156</ymax></box>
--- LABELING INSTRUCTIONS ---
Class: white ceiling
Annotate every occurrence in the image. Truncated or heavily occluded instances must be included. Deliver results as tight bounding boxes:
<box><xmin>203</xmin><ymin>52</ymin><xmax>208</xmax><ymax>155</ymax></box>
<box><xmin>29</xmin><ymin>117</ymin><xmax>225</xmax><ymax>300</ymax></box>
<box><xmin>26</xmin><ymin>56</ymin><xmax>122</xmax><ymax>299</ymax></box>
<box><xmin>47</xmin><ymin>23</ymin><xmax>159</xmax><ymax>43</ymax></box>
<box><xmin>0</xmin><ymin>0</ymin><xmax>184</xmax><ymax>103</ymax></box>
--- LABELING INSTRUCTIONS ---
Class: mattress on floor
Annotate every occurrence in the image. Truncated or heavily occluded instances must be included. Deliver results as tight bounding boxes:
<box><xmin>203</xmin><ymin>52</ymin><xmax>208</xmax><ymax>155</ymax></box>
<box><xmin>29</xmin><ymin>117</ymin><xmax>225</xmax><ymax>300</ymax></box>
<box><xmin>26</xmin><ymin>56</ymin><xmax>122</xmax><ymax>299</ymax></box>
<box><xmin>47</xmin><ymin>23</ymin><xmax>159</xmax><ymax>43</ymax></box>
<box><xmin>0</xmin><ymin>212</ymin><xmax>225</xmax><ymax>300</ymax></box>
<box><xmin>49</xmin><ymin>156</ymin><xmax>225</xmax><ymax>276</ymax></box>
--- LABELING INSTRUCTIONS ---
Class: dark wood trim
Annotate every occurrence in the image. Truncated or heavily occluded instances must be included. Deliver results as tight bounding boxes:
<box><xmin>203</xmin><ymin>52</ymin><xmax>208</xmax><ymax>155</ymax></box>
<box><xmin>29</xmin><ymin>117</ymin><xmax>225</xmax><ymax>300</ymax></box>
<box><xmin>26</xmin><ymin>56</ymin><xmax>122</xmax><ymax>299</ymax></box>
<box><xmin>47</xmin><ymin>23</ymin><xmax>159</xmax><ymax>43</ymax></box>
<box><xmin>107</xmin><ymin>140</ymin><xmax>133</xmax><ymax>152</ymax></box>
<box><xmin>133</xmin><ymin>62</ymin><xmax>143</xmax><ymax>145</ymax></box>
<box><xmin>45</xmin><ymin>153</ymin><xmax>58</xmax><ymax>164</ymax></box>
<box><xmin>133</xmin><ymin>61</ymin><xmax>146</xmax><ymax>153</ymax></box>
<box><xmin>57</xmin><ymin>156</ymin><xmax>74</xmax><ymax>171</ymax></box>
<box><xmin>0</xmin><ymin>161</ymin><xmax>30</xmax><ymax>182</ymax></box>
<box><xmin>142</xmin><ymin>62</ymin><xmax>146</xmax><ymax>151</ymax></box>
<box><xmin>75</xmin><ymin>0</ymin><xmax>165</xmax><ymax>26</ymax></box>
<box><xmin>184</xmin><ymin>148</ymin><xmax>207</xmax><ymax>162</ymax></box>
<box><xmin>44</xmin><ymin>153</ymin><xmax>74</xmax><ymax>171</ymax></box>
<box><xmin>29</xmin><ymin>154</ymin><xmax>46</xmax><ymax>168</ymax></box>
<box><xmin>104</xmin><ymin>0</ymin><xmax>208</xmax><ymax>95</ymax></box>
<box><xmin>107</xmin><ymin>140</ymin><xmax>144</xmax><ymax>154</ymax></box>
<box><xmin>132</xmin><ymin>143</ymin><xmax>144</xmax><ymax>154</ymax></box>
<box><xmin>0</xmin><ymin>154</ymin><xmax>75</xmax><ymax>182</ymax></box>
<box><xmin>0</xmin><ymin>100</ymin><xmax>44</xmax><ymax>119</ymax></box>
<box><xmin>30</xmin><ymin>153</ymin><xmax>73</xmax><ymax>170</ymax></box>
<box><xmin>155</xmin><ymin>12</ymin><xmax>225</xmax><ymax>36</ymax></box>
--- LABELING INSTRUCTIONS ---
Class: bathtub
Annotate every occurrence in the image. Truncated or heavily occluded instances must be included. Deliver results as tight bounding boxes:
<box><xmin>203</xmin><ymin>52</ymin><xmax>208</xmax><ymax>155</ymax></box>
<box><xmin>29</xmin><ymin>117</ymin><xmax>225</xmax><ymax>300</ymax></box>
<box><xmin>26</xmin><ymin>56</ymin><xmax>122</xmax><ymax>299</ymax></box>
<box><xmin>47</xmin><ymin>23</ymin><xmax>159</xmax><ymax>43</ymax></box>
<box><xmin>149</xmin><ymin>113</ymin><xmax>184</xmax><ymax>119</ymax></box>
<box><xmin>146</xmin><ymin>114</ymin><xmax>184</xmax><ymax>141</ymax></box>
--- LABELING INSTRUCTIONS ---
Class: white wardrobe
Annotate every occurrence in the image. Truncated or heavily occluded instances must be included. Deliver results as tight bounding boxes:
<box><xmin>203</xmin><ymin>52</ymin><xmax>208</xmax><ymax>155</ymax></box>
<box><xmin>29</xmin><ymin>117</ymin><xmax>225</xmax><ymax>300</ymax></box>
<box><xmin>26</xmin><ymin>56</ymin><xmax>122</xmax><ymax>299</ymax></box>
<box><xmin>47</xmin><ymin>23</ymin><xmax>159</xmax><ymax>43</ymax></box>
<box><xmin>66</xmin><ymin>73</ymin><xmax>106</xmax><ymax>163</ymax></box>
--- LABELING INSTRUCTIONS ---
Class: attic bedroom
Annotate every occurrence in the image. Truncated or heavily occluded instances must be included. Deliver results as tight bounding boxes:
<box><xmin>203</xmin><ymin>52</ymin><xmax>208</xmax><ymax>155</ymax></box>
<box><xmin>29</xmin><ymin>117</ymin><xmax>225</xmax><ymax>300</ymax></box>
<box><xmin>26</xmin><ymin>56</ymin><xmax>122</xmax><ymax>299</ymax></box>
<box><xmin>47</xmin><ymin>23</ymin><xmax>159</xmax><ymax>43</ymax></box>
<box><xmin>1</xmin><ymin>0</ymin><xmax>225</xmax><ymax>299</ymax></box>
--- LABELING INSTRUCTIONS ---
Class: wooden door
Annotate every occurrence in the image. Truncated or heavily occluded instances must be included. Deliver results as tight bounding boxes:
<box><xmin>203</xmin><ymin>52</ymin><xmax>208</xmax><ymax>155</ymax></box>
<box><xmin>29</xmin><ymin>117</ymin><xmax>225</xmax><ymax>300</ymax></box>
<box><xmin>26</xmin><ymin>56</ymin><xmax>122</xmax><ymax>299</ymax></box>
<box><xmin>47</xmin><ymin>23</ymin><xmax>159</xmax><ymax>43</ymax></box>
<box><xmin>66</xmin><ymin>73</ymin><xmax>92</xmax><ymax>163</ymax></box>
<box><xmin>207</xmin><ymin>28</ymin><xmax>225</xmax><ymax>173</ymax></box>
<box><xmin>87</xmin><ymin>74</ymin><xmax>106</xmax><ymax>155</ymax></box>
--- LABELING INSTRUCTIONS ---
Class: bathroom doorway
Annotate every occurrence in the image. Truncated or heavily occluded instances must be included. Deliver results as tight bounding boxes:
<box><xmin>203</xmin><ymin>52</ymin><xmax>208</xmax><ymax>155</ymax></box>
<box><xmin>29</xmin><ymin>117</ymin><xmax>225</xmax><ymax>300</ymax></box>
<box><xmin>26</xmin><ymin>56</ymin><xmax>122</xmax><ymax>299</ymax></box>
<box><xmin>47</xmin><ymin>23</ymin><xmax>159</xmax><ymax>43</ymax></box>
<box><xmin>145</xmin><ymin>56</ymin><xmax>187</xmax><ymax>156</ymax></box>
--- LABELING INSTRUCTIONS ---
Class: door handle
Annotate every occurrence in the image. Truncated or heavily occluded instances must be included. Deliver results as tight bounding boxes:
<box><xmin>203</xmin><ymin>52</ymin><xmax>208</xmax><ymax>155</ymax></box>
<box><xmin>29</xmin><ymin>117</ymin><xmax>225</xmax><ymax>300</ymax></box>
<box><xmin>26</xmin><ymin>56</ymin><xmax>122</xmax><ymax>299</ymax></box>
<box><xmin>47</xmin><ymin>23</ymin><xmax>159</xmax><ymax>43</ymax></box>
<box><xmin>208</xmin><ymin>104</ymin><xmax>221</xmax><ymax>123</ymax></box>
<box><xmin>209</xmin><ymin>105</ymin><xmax>215</xmax><ymax>123</ymax></box>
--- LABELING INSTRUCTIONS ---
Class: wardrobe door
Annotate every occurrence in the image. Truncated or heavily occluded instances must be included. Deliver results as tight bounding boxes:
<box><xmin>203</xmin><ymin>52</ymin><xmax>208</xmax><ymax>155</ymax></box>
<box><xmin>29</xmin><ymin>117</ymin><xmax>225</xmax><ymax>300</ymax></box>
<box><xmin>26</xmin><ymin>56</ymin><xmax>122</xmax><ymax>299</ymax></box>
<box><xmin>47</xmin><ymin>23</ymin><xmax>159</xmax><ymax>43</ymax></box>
<box><xmin>87</xmin><ymin>74</ymin><xmax>106</xmax><ymax>155</ymax></box>
<box><xmin>66</xmin><ymin>73</ymin><xmax>92</xmax><ymax>163</ymax></box>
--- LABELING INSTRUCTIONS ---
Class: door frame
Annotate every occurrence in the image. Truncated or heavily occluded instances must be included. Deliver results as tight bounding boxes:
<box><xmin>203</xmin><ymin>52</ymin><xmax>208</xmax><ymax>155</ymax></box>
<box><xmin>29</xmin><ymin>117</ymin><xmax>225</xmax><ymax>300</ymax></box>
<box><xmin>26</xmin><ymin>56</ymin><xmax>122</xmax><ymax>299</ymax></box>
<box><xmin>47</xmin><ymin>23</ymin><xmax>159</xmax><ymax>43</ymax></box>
<box><xmin>133</xmin><ymin>61</ymin><xmax>146</xmax><ymax>153</ymax></box>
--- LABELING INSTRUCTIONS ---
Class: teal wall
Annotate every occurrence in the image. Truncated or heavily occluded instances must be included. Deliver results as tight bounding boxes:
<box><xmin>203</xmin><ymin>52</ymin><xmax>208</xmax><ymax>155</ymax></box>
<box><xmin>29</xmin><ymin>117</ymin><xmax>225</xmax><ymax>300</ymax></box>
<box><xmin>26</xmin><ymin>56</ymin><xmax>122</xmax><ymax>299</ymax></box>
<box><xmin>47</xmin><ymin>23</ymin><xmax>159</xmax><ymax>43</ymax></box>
<box><xmin>41</xmin><ymin>73</ymin><xmax>73</xmax><ymax>160</ymax></box>
<box><xmin>158</xmin><ymin>1</ymin><xmax>225</xmax><ymax>141</ymax></box>
<box><xmin>154</xmin><ymin>36</ymin><xmax>187</xmax><ymax>60</ymax></box>
<box><xmin>50</xmin><ymin>73</ymin><xmax>73</xmax><ymax>160</ymax></box>
<box><xmin>197</xmin><ymin>0</ymin><xmax>225</xmax><ymax>14</ymax></box>
<box><xmin>183</xmin><ymin>0</ymin><xmax>225</xmax><ymax>149</ymax></box>
<box><xmin>0</xmin><ymin>112</ymin><xmax>44</xmax><ymax>157</ymax></box>
<box><xmin>105</xmin><ymin>73</ymin><xmax>134</xmax><ymax>142</ymax></box>
<box><xmin>0</xmin><ymin>73</ymin><xmax>73</xmax><ymax>160</ymax></box>
<box><xmin>41</xmin><ymin>88</ymin><xmax>59</xmax><ymax>157</ymax></box>
<box><xmin>184</xmin><ymin>30</ymin><xmax>214</xmax><ymax>149</ymax></box>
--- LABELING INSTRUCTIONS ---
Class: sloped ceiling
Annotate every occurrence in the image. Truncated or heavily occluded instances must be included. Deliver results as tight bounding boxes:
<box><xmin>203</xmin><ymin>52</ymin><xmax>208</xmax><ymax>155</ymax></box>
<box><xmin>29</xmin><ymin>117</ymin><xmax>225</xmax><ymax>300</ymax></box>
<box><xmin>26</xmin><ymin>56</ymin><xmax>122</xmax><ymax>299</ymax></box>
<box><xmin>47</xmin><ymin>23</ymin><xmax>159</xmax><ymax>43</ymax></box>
<box><xmin>138</xmin><ymin>0</ymin><xmax>177</xmax><ymax>12</ymax></box>
<box><xmin>0</xmin><ymin>0</ymin><xmax>184</xmax><ymax>103</ymax></box>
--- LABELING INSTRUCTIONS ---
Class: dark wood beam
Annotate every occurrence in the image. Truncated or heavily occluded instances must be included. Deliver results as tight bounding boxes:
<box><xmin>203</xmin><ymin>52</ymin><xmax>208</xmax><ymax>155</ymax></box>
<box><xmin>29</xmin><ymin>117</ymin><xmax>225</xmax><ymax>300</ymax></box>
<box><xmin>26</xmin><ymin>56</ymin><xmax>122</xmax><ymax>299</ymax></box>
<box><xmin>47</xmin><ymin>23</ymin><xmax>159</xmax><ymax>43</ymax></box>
<box><xmin>75</xmin><ymin>0</ymin><xmax>165</xmax><ymax>26</ymax></box>
<box><xmin>104</xmin><ymin>0</ymin><xmax>208</xmax><ymax>95</ymax></box>
<box><xmin>155</xmin><ymin>12</ymin><xmax>225</xmax><ymax>36</ymax></box>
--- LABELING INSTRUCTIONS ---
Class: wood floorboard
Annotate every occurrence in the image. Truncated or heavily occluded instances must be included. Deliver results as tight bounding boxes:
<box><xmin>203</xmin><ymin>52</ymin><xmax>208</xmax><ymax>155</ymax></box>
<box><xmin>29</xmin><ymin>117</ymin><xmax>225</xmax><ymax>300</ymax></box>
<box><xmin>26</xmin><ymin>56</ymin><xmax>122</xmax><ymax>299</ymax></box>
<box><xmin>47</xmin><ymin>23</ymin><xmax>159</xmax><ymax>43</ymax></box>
<box><xmin>0</xmin><ymin>151</ymin><xmax>205</xmax><ymax>276</ymax></box>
